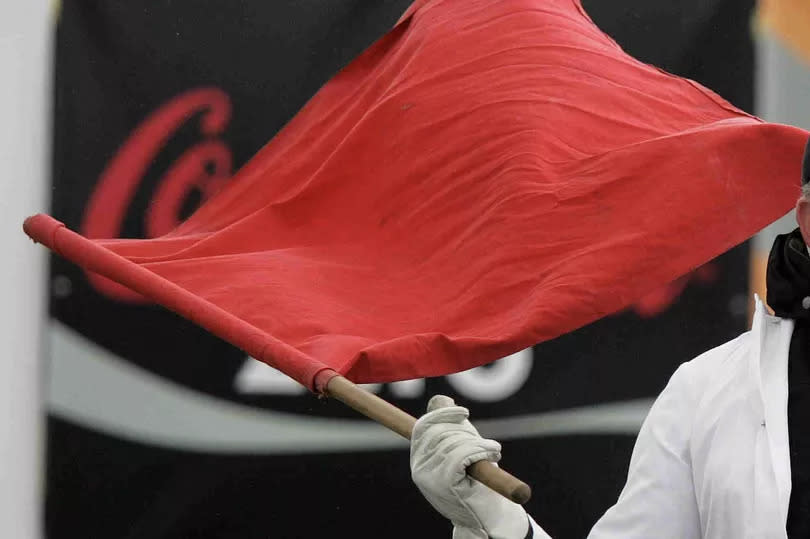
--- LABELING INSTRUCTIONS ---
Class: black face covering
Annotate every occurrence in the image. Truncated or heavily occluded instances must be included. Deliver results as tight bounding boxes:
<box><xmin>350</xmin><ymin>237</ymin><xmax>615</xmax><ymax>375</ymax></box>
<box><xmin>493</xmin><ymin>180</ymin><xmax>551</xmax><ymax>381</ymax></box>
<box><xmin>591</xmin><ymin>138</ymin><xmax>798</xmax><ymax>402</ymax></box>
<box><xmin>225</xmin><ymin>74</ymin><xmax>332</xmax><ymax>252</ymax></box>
<box><xmin>766</xmin><ymin>228</ymin><xmax>810</xmax><ymax>320</ymax></box>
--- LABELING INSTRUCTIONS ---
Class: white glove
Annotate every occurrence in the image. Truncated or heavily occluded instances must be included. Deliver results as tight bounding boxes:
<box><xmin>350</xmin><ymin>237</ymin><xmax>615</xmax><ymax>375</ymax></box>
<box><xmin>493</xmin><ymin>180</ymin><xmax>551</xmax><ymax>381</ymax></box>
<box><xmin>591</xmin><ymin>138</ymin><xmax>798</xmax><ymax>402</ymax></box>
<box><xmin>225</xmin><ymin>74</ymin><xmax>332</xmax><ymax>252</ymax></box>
<box><xmin>410</xmin><ymin>395</ymin><xmax>530</xmax><ymax>539</ymax></box>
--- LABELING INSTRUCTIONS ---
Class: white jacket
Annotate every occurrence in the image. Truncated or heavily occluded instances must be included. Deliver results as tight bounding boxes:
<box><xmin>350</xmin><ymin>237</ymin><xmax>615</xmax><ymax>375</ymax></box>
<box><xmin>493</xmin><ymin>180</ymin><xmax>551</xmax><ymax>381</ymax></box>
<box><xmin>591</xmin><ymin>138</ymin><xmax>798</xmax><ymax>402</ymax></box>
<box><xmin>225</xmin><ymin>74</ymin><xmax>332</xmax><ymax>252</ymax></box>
<box><xmin>529</xmin><ymin>297</ymin><xmax>794</xmax><ymax>538</ymax></box>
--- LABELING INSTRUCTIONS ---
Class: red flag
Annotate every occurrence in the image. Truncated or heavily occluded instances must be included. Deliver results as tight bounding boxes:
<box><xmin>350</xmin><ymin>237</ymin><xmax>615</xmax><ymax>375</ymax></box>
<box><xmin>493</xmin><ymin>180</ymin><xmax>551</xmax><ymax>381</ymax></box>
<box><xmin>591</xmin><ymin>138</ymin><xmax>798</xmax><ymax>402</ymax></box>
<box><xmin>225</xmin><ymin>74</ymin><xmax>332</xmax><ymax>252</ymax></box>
<box><xmin>26</xmin><ymin>0</ymin><xmax>808</xmax><ymax>391</ymax></box>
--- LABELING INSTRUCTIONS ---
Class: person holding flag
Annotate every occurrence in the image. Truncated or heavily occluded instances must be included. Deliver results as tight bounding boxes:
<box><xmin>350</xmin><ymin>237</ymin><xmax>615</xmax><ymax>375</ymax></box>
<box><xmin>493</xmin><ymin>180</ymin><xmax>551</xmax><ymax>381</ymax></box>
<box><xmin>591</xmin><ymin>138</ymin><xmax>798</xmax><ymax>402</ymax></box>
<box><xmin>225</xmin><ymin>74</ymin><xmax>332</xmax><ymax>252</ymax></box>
<box><xmin>409</xmin><ymin>138</ymin><xmax>810</xmax><ymax>538</ymax></box>
<box><xmin>19</xmin><ymin>0</ymin><xmax>810</xmax><ymax>533</ymax></box>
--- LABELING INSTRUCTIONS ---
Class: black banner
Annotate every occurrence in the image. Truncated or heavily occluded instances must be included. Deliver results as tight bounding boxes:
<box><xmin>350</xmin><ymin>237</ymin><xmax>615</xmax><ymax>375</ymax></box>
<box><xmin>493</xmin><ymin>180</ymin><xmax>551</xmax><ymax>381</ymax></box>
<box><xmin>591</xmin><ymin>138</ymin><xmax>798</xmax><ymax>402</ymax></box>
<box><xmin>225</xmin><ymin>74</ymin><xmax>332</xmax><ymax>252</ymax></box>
<box><xmin>48</xmin><ymin>1</ymin><xmax>755</xmax><ymax>537</ymax></box>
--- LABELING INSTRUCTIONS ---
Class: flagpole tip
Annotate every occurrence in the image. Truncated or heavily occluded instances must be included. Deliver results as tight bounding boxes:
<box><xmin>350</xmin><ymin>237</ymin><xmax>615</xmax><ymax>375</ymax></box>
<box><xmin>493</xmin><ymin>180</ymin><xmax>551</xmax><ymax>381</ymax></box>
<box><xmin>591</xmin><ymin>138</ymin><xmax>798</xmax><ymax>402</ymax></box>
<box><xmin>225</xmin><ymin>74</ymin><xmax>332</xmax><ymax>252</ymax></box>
<box><xmin>22</xmin><ymin>214</ymin><xmax>66</xmax><ymax>247</ymax></box>
<box><xmin>511</xmin><ymin>483</ymin><xmax>532</xmax><ymax>505</ymax></box>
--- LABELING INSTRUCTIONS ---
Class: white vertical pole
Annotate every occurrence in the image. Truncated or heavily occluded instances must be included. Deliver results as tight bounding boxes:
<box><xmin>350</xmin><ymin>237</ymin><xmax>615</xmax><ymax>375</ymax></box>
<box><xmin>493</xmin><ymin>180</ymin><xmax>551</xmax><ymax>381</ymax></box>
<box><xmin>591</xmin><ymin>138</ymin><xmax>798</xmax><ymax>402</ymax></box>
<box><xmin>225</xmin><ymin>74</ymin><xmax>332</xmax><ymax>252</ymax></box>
<box><xmin>0</xmin><ymin>2</ymin><xmax>52</xmax><ymax>538</ymax></box>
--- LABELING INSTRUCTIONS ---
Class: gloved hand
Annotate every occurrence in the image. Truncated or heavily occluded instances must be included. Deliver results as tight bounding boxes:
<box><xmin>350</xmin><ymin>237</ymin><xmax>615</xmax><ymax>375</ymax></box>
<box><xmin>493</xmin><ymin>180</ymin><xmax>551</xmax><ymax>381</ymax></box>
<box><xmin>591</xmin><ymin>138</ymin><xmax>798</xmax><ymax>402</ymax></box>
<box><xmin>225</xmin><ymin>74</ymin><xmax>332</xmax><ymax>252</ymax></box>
<box><xmin>410</xmin><ymin>395</ymin><xmax>530</xmax><ymax>539</ymax></box>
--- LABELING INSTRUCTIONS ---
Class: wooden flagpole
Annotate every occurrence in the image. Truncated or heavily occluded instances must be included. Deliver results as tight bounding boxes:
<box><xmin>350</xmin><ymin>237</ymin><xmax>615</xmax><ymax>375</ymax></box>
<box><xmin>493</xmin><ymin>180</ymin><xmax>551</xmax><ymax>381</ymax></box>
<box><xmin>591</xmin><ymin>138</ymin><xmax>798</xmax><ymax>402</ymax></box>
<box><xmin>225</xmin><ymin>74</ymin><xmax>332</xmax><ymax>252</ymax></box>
<box><xmin>23</xmin><ymin>214</ymin><xmax>532</xmax><ymax>505</ymax></box>
<box><xmin>320</xmin><ymin>373</ymin><xmax>532</xmax><ymax>504</ymax></box>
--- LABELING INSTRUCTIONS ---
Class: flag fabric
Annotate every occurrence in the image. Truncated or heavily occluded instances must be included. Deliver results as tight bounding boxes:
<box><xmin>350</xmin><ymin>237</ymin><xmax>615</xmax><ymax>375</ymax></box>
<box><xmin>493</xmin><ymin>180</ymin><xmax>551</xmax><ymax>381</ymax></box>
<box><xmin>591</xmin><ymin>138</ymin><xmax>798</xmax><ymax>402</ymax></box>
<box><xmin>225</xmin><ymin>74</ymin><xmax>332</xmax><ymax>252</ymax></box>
<box><xmin>26</xmin><ymin>0</ymin><xmax>808</xmax><ymax>391</ymax></box>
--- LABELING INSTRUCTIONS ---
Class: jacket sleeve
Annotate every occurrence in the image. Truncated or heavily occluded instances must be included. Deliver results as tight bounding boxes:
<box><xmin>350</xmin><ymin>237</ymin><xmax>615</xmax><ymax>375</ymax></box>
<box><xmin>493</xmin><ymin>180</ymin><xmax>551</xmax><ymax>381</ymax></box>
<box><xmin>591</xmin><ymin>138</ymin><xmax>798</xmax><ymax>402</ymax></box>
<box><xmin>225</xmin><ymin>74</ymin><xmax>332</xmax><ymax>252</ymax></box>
<box><xmin>587</xmin><ymin>363</ymin><xmax>702</xmax><ymax>539</ymax></box>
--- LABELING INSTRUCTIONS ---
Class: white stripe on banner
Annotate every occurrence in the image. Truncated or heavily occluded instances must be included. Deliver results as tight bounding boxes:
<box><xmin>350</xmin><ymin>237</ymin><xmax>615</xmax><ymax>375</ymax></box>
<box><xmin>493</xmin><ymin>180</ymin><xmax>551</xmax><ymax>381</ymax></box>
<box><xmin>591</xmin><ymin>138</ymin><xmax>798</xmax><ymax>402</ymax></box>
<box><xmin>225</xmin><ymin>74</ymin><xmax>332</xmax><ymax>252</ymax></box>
<box><xmin>48</xmin><ymin>321</ymin><xmax>653</xmax><ymax>453</ymax></box>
